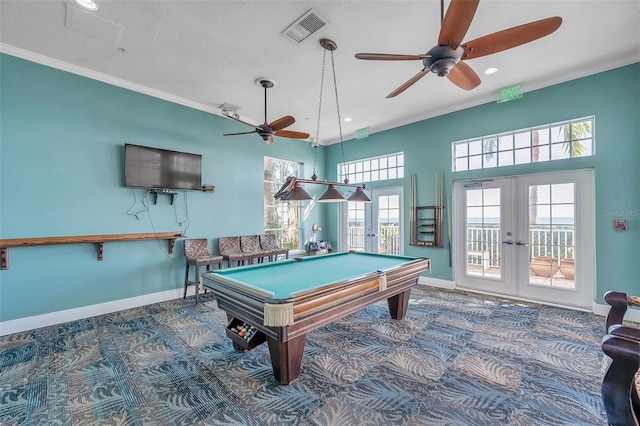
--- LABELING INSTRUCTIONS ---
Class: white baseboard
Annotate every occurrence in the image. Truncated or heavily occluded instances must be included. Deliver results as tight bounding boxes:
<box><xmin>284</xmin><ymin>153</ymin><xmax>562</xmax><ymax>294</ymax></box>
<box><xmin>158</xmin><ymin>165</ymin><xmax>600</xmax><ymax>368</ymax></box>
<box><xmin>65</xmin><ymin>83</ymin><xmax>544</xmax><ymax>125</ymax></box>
<box><xmin>418</xmin><ymin>278</ymin><xmax>640</xmax><ymax>324</ymax></box>
<box><xmin>592</xmin><ymin>302</ymin><xmax>610</xmax><ymax>318</ymax></box>
<box><xmin>0</xmin><ymin>286</ymin><xmax>198</xmax><ymax>337</ymax></box>
<box><xmin>593</xmin><ymin>302</ymin><xmax>640</xmax><ymax>324</ymax></box>
<box><xmin>418</xmin><ymin>276</ymin><xmax>456</xmax><ymax>289</ymax></box>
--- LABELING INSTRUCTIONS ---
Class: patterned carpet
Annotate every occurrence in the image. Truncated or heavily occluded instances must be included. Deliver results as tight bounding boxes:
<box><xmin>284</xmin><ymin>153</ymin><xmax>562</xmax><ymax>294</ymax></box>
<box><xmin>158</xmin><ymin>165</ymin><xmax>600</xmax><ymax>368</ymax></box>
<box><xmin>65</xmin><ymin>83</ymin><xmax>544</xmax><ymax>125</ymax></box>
<box><xmin>0</xmin><ymin>286</ymin><xmax>609</xmax><ymax>425</ymax></box>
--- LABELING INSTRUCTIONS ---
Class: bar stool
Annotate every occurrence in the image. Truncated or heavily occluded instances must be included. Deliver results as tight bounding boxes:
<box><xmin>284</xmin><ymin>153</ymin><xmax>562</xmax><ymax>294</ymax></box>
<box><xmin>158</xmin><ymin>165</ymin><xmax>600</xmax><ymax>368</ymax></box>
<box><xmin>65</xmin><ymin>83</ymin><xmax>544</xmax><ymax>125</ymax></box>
<box><xmin>183</xmin><ymin>238</ymin><xmax>223</xmax><ymax>304</ymax></box>
<box><xmin>218</xmin><ymin>236</ymin><xmax>253</xmax><ymax>267</ymax></box>
<box><xmin>240</xmin><ymin>235</ymin><xmax>271</xmax><ymax>263</ymax></box>
<box><xmin>259</xmin><ymin>234</ymin><xmax>289</xmax><ymax>262</ymax></box>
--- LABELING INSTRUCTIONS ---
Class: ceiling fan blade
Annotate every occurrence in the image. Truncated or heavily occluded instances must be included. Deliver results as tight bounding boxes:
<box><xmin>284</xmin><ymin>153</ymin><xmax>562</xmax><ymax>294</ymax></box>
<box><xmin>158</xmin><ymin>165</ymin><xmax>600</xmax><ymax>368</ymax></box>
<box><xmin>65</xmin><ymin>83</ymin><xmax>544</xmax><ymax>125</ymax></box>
<box><xmin>462</xmin><ymin>17</ymin><xmax>562</xmax><ymax>60</ymax></box>
<box><xmin>269</xmin><ymin>115</ymin><xmax>295</xmax><ymax>132</ymax></box>
<box><xmin>275</xmin><ymin>130</ymin><xmax>311</xmax><ymax>140</ymax></box>
<box><xmin>223</xmin><ymin>131</ymin><xmax>257</xmax><ymax>136</ymax></box>
<box><xmin>355</xmin><ymin>53</ymin><xmax>430</xmax><ymax>61</ymax></box>
<box><xmin>438</xmin><ymin>0</ymin><xmax>480</xmax><ymax>49</ymax></box>
<box><xmin>386</xmin><ymin>68</ymin><xmax>430</xmax><ymax>98</ymax></box>
<box><xmin>227</xmin><ymin>115</ymin><xmax>259</xmax><ymax>129</ymax></box>
<box><xmin>447</xmin><ymin>61</ymin><xmax>481</xmax><ymax>90</ymax></box>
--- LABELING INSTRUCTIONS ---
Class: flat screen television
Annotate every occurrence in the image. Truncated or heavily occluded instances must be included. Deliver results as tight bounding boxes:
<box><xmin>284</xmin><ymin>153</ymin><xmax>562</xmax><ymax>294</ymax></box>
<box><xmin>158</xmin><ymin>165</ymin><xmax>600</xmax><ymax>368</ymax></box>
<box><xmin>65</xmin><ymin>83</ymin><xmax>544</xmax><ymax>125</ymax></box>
<box><xmin>124</xmin><ymin>144</ymin><xmax>202</xmax><ymax>191</ymax></box>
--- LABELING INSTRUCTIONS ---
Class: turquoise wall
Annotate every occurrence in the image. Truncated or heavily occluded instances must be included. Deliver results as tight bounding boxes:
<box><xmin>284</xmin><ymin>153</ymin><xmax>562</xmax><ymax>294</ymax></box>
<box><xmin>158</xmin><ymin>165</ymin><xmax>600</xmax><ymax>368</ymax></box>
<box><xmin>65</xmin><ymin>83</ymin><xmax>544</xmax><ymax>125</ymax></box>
<box><xmin>0</xmin><ymin>54</ymin><xmax>327</xmax><ymax>322</ymax></box>
<box><xmin>1</xmin><ymin>55</ymin><xmax>638</xmax><ymax>324</ymax></box>
<box><xmin>326</xmin><ymin>63</ymin><xmax>639</xmax><ymax>301</ymax></box>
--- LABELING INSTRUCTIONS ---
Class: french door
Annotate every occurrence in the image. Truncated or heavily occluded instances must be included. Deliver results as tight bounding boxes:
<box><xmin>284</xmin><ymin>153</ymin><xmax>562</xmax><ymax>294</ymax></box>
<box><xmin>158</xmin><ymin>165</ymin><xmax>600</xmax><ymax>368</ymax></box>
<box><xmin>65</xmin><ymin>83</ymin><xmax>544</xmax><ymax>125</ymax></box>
<box><xmin>341</xmin><ymin>187</ymin><xmax>403</xmax><ymax>255</ymax></box>
<box><xmin>454</xmin><ymin>170</ymin><xmax>594</xmax><ymax>308</ymax></box>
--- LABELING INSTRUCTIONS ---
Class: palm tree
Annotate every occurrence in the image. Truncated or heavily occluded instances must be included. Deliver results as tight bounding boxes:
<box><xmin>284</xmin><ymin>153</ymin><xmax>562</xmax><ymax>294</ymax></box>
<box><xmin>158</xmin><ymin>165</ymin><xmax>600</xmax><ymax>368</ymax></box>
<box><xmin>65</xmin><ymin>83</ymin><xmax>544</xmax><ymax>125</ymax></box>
<box><xmin>561</xmin><ymin>121</ymin><xmax>591</xmax><ymax>156</ymax></box>
<box><xmin>529</xmin><ymin>120</ymin><xmax>592</xmax><ymax>223</ymax></box>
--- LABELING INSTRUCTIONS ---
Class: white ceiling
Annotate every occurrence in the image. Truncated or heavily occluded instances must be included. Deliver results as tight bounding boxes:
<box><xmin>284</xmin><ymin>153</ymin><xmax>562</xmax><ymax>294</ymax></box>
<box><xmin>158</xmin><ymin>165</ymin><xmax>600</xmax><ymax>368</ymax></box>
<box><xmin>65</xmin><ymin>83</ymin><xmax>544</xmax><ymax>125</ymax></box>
<box><xmin>1</xmin><ymin>1</ymin><xmax>639</xmax><ymax>145</ymax></box>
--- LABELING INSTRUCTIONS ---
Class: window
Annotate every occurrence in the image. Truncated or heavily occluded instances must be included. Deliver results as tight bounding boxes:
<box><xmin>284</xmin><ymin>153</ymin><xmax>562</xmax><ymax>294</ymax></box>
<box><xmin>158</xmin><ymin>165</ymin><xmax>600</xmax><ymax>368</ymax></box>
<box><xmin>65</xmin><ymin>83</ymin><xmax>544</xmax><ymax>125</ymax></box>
<box><xmin>338</xmin><ymin>152</ymin><xmax>404</xmax><ymax>184</ymax></box>
<box><xmin>264</xmin><ymin>157</ymin><xmax>303</xmax><ymax>250</ymax></box>
<box><xmin>452</xmin><ymin>117</ymin><xmax>594</xmax><ymax>172</ymax></box>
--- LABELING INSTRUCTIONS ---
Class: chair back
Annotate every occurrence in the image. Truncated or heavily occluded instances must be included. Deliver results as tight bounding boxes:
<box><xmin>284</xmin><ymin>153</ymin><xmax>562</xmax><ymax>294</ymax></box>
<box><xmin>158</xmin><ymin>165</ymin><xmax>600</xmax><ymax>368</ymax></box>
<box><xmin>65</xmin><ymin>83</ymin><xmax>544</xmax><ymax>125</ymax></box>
<box><xmin>259</xmin><ymin>234</ymin><xmax>279</xmax><ymax>250</ymax></box>
<box><xmin>240</xmin><ymin>235</ymin><xmax>261</xmax><ymax>252</ymax></box>
<box><xmin>218</xmin><ymin>236</ymin><xmax>241</xmax><ymax>254</ymax></box>
<box><xmin>184</xmin><ymin>239</ymin><xmax>209</xmax><ymax>259</ymax></box>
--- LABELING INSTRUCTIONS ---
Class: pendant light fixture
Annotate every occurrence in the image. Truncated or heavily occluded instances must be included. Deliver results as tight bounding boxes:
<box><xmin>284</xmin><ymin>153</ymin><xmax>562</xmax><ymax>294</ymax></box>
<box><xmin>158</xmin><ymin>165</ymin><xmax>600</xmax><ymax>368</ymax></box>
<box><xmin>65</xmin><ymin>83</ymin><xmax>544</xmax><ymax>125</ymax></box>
<box><xmin>347</xmin><ymin>186</ymin><xmax>372</xmax><ymax>202</ymax></box>
<box><xmin>273</xmin><ymin>39</ymin><xmax>370</xmax><ymax>203</ymax></box>
<box><xmin>315</xmin><ymin>39</ymin><xmax>346</xmax><ymax>202</ymax></box>
<box><xmin>281</xmin><ymin>182</ymin><xmax>312</xmax><ymax>201</ymax></box>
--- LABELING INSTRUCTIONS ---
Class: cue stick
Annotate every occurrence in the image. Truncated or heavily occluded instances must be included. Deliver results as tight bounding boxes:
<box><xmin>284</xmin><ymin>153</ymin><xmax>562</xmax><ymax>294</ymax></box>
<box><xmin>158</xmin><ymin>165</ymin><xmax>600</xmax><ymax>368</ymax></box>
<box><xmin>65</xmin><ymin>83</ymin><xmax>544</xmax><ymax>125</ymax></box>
<box><xmin>433</xmin><ymin>172</ymin><xmax>440</xmax><ymax>247</ymax></box>
<box><xmin>438</xmin><ymin>172</ymin><xmax>444</xmax><ymax>247</ymax></box>
<box><xmin>409</xmin><ymin>174</ymin><xmax>414</xmax><ymax>244</ymax></box>
<box><xmin>410</xmin><ymin>173</ymin><xmax>416</xmax><ymax>245</ymax></box>
<box><xmin>447</xmin><ymin>193</ymin><xmax>452</xmax><ymax>267</ymax></box>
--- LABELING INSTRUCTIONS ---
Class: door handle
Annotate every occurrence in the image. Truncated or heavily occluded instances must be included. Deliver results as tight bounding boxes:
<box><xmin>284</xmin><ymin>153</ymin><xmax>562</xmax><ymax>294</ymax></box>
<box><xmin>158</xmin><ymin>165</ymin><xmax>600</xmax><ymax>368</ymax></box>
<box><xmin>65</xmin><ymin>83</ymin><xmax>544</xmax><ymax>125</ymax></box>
<box><xmin>502</xmin><ymin>240</ymin><xmax>513</xmax><ymax>245</ymax></box>
<box><xmin>516</xmin><ymin>240</ymin><xmax>528</xmax><ymax>246</ymax></box>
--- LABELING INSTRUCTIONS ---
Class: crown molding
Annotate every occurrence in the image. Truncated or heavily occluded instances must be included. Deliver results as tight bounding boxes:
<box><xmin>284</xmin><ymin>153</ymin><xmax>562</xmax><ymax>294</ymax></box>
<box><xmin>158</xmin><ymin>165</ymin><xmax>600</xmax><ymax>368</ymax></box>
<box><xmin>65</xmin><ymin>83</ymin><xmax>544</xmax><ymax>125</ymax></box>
<box><xmin>0</xmin><ymin>43</ymin><xmax>225</xmax><ymax>118</ymax></box>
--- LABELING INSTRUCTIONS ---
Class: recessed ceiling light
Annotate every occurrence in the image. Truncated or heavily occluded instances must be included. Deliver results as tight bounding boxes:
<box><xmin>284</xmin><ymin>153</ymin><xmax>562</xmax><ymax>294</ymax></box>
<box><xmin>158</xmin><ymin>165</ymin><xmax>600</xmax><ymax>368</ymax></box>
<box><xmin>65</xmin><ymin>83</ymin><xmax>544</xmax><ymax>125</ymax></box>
<box><xmin>344</xmin><ymin>117</ymin><xmax>352</xmax><ymax>122</ymax></box>
<box><xmin>484</xmin><ymin>67</ymin><xmax>498</xmax><ymax>75</ymax></box>
<box><xmin>74</xmin><ymin>0</ymin><xmax>99</xmax><ymax>11</ymax></box>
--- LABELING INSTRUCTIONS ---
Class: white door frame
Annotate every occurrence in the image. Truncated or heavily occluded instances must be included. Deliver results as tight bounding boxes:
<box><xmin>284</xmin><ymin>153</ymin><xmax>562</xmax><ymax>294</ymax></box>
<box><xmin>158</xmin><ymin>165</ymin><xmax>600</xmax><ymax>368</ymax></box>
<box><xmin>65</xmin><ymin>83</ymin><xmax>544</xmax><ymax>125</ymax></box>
<box><xmin>340</xmin><ymin>186</ymin><xmax>404</xmax><ymax>255</ymax></box>
<box><xmin>454</xmin><ymin>169</ymin><xmax>594</xmax><ymax>309</ymax></box>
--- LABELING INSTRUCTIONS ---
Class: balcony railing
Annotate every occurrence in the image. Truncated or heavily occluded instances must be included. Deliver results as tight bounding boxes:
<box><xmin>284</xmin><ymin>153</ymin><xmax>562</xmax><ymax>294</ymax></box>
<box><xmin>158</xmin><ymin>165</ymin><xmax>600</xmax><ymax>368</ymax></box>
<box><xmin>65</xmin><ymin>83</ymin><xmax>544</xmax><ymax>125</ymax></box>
<box><xmin>466</xmin><ymin>224</ymin><xmax>575</xmax><ymax>268</ymax></box>
<box><xmin>347</xmin><ymin>225</ymin><xmax>400</xmax><ymax>255</ymax></box>
<box><xmin>347</xmin><ymin>224</ymin><xmax>574</xmax><ymax>266</ymax></box>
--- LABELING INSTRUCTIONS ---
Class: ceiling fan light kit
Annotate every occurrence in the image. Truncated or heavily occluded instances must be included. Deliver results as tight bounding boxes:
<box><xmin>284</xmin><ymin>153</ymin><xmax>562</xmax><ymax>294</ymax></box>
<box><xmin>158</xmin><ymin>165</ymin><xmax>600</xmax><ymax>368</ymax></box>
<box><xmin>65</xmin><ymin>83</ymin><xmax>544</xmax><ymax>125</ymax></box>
<box><xmin>355</xmin><ymin>0</ymin><xmax>562</xmax><ymax>97</ymax></box>
<box><xmin>222</xmin><ymin>79</ymin><xmax>309</xmax><ymax>144</ymax></box>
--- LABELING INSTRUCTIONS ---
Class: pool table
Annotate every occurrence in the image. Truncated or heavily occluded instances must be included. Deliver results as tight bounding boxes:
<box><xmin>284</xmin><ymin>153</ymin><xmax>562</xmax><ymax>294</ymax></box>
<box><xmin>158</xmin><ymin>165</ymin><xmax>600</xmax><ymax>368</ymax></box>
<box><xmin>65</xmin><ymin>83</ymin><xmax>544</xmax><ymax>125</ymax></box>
<box><xmin>202</xmin><ymin>251</ymin><xmax>430</xmax><ymax>384</ymax></box>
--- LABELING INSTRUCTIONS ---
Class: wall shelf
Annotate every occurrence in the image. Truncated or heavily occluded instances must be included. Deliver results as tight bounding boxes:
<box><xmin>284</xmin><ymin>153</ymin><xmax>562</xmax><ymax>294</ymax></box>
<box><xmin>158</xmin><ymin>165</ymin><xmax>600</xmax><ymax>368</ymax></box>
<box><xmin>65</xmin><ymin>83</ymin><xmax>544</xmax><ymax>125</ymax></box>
<box><xmin>0</xmin><ymin>231</ymin><xmax>183</xmax><ymax>270</ymax></box>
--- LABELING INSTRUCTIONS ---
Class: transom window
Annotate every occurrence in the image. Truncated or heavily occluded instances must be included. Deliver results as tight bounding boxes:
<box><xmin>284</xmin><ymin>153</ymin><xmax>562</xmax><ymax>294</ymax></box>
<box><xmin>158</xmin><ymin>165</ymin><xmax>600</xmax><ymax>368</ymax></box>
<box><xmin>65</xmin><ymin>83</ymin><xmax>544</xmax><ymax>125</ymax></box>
<box><xmin>452</xmin><ymin>117</ymin><xmax>594</xmax><ymax>172</ymax></box>
<box><xmin>339</xmin><ymin>152</ymin><xmax>404</xmax><ymax>184</ymax></box>
<box><xmin>264</xmin><ymin>157</ymin><xmax>303</xmax><ymax>250</ymax></box>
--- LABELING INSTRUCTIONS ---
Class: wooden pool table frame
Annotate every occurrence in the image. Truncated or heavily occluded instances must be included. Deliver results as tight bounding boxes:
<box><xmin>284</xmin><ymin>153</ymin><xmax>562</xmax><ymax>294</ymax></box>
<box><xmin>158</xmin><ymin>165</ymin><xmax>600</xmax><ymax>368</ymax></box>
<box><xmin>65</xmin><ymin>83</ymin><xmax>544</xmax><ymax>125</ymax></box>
<box><xmin>202</xmin><ymin>254</ymin><xmax>430</xmax><ymax>384</ymax></box>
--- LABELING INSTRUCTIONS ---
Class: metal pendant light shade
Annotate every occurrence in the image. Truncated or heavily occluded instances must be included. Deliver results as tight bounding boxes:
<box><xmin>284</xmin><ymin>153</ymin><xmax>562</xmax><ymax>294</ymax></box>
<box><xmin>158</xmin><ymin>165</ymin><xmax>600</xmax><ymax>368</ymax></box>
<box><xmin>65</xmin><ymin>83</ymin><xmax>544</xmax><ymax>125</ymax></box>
<box><xmin>318</xmin><ymin>184</ymin><xmax>346</xmax><ymax>202</ymax></box>
<box><xmin>283</xmin><ymin>183</ymin><xmax>312</xmax><ymax>201</ymax></box>
<box><xmin>347</xmin><ymin>187</ymin><xmax>371</xmax><ymax>202</ymax></box>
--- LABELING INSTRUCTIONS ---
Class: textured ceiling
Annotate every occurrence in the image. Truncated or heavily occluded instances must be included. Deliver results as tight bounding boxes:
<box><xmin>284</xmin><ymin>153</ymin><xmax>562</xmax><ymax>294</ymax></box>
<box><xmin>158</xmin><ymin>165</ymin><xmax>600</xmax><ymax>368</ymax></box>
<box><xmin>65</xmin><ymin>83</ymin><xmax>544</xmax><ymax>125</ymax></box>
<box><xmin>1</xmin><ymin>1</ymin><xmax>639</xmax><ymax>145</ymax></box>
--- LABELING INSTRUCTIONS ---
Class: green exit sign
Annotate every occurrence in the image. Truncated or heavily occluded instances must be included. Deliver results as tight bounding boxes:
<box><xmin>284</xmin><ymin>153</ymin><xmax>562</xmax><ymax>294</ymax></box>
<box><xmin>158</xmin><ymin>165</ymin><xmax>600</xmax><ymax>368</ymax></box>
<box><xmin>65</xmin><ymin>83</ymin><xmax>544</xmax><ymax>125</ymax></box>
<box><xmin>497</xmin><ymin>84</ymin><xmax>523</xmax><ymax>103</ymax></box>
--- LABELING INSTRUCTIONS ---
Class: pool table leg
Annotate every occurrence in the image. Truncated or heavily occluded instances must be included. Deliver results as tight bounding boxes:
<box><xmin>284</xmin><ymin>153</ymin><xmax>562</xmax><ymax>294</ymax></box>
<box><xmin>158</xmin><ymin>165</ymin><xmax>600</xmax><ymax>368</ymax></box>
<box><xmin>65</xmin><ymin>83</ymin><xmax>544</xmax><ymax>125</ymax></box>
<box><xmin>387</xmin><ymin>289</ymin><xmax>412</xmax><ymax>320</ymax></box>
<box><xmin>266</xmin><ymin>334</ymin><xmax>307</xmax><ymax>385</ymax></box>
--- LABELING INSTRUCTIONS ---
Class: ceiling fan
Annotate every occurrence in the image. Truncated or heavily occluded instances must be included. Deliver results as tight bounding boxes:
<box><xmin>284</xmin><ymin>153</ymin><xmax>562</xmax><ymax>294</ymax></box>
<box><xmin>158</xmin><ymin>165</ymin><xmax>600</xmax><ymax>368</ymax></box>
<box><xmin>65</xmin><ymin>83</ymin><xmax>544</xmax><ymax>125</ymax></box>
<box><xmin>223</xmin><ymin>79</ymin><xmax>310</xmax><ymax>145</ymax></box>
<box><xmin>355</xmin><ymin>0</ymin><xmax>562</xmax><ymax>98</ymax></box>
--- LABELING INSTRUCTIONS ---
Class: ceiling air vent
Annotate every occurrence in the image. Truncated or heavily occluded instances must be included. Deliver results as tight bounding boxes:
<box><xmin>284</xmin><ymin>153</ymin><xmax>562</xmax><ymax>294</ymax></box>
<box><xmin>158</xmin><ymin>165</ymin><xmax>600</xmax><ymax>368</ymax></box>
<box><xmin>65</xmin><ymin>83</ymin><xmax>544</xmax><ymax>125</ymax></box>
<box><xmin>281</xmin><ymin>9</ymin><xmax>328</xmax><ymax>44</ymax></box>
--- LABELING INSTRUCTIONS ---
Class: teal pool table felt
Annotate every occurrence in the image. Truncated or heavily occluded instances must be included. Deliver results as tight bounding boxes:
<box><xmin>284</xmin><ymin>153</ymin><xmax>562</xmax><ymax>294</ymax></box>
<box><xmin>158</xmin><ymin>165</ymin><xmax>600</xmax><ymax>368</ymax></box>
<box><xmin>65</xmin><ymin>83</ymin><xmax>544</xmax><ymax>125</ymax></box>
<box><xmin>211</xmin><ymin>252</ymin><xmax>420</xmax><ymax>299</ymax></box>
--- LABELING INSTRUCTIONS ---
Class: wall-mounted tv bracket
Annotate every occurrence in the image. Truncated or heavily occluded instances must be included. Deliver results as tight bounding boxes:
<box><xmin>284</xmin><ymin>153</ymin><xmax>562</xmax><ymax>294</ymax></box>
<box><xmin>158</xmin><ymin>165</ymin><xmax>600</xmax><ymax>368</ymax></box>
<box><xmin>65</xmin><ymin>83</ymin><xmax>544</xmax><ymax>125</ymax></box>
<box><xmin>151</xmin><ymin>189</ymin><xmax>178</xmax><ymax>205</ymax></box>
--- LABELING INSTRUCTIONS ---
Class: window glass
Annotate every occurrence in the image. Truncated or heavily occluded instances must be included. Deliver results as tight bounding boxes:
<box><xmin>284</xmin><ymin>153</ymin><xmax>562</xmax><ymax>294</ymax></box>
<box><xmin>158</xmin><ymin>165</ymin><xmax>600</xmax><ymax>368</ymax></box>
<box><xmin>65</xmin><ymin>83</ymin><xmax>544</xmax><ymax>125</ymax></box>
<box><xmin>452</xmin><ymin>117</ymin><xmax>594</xmax><ymax>171</ymax></box>
<box><xmin>338</xmin><ymin>153</ymin><xmax>404</xmax><ymax>184</ymax></box>
<box><xmin>264</xmin><ymin>157</ymin><xmax>303</xmax><ymax>250</ymax></box>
